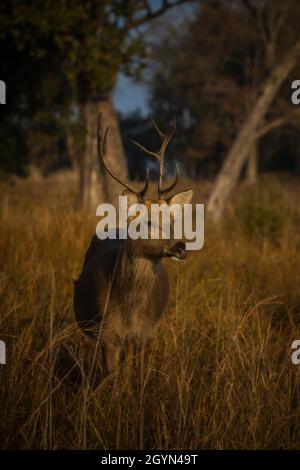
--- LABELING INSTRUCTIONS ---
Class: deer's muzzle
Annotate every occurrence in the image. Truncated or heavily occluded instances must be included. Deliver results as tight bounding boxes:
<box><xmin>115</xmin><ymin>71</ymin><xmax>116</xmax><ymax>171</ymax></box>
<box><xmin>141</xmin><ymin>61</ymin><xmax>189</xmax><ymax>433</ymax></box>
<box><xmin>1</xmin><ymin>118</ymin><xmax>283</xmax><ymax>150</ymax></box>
<box><xmin>164</xmin><ymin>242</ymin><xmax>187</xmax><ymax>261</ymax></box>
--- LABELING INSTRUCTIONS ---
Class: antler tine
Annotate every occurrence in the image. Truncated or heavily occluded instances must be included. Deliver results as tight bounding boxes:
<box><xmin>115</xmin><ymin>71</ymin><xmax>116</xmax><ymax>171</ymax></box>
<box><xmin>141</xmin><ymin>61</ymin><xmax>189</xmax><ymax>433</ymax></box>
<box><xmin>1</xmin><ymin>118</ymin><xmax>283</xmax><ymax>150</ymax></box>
<box><xmin>97</xmin><ymin>114</ymin><xmax>146</xmax><ymax>199</ymax></box>
<box><xmin>128</xmin><ymin>115</ymin><xmax>177</xmax><ymax>198</ymax></box>
<box><xmin>164</xmin><ymin>116</ymin><xmax>176</xmax><ymax>149</ymax></box>
<box><xmin>157</xmin><ymin>117</ymin><xmax>176</xmax><ymax>196</ymax></box>
<box><xmin>128</xmin><ymin>136</ymin><xmax>163</xmax><ymax>193</ymax></box>
<box><xmin>128</xmin><ymin>138</ymin><xmax>161</xmax><ymax>162</ymax></box>
<box><xmin>149</xmin><ymin>115</ymin><xmax>164</xmax><ymax>139</ymax></box>
<box><xmin>148</xmin><ymin>115</ymin><xmax>176</xmax><ymax>153</ymax></box>
<box><xmin>159</xmin><ymin>163</ymin><xmax>179</xmax><ymax>198</ymax></box>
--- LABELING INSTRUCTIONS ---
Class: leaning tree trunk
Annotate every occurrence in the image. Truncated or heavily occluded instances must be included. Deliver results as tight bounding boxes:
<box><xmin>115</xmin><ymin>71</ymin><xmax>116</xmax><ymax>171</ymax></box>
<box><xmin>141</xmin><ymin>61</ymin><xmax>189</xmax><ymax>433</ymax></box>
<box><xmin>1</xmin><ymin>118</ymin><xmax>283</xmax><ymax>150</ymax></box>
<box><xmin>79</xmin><ymin>94</ymin><xmax>127</xmax><ymax>210</ymax></box>
<box><xmin>245</xmin><ymin>142</ymin><xmax>258</xmax><ymax>185</ymax></box>
<box><xmin>207</xmin><ymin>38</ymin><xmax>300</xmax><ymax>221</ymax></box>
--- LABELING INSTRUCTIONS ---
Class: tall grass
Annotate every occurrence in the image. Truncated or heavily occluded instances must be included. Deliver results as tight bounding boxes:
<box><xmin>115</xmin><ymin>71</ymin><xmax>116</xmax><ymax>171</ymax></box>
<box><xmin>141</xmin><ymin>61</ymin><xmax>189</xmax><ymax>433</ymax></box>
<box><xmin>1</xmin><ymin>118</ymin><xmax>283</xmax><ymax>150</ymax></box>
<box><xmin>1</xmin><ymin>173</ymin><xmax>300</xmax><ymax>449</ymax></box>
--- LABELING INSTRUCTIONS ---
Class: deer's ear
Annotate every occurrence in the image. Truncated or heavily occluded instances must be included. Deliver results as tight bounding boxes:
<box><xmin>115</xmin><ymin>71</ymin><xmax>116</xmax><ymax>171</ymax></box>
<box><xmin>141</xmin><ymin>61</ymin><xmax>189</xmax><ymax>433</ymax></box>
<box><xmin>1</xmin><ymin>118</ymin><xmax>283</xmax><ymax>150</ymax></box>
<box><xmin>122</xmin><ymin>190</ymin><xmax>140</xmax><ymax>206</ymax></box>
<box><xmin>167</xmin><ymin>189</ymin><xmax>193</xmax><ymax>207</ymax></box>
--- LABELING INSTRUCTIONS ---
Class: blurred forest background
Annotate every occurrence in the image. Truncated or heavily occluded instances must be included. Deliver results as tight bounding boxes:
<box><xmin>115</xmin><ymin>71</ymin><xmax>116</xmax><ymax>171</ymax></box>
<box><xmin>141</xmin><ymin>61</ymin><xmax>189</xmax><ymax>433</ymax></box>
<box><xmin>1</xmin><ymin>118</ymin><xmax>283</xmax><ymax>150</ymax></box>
<box><xmin>2</xmin><ymin>0</ymin><xmax>300</xmax><ymax>450</ymax></box>
<box><xmin>1</xmin><ymin>0</ymin><xmax>300</xmax><ymax>218</ymax></box>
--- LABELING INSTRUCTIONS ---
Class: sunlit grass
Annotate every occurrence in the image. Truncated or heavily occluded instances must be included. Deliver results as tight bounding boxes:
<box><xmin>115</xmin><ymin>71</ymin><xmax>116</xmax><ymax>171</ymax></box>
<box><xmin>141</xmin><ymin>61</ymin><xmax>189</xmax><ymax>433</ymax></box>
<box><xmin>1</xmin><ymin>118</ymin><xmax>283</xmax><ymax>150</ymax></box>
<box><xmin>1</xmin><ymin>172</ymin><xmax>300</xmax><ymax>449</ymax></box>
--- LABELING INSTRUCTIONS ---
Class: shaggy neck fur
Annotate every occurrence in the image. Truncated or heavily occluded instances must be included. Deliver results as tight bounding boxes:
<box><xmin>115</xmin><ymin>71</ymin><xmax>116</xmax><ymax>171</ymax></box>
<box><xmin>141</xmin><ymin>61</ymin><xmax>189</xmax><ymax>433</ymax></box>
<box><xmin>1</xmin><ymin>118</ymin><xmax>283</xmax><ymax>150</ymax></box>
<box><xmin>112</xmin><ymin>243</ymin><xmax>160</xmax><ymax>322</ymax></box>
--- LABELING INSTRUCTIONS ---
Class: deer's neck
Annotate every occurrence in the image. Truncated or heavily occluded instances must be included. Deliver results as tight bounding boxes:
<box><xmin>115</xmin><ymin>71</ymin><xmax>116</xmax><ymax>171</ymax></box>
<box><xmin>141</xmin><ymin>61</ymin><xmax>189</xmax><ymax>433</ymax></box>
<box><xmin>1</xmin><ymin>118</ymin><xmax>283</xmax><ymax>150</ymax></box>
<box><xmin>119</xmin><ymin>246</ymin><xmax>160</xmax><ymax>287</ymax></box>
<box><xmin>110</xmin><ymin>244</ymin><xmax>165</xmax><ymax>325</ymax></box>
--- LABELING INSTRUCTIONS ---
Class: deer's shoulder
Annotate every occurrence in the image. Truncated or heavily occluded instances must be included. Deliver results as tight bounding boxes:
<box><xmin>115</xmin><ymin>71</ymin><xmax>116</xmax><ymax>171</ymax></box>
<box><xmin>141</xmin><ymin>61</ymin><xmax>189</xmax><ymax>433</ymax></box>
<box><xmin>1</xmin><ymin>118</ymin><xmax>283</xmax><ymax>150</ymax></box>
<box><xmin>83</xmin><ymin>234</ymin><xmax>124</xmax><ymax>265</ymax></box>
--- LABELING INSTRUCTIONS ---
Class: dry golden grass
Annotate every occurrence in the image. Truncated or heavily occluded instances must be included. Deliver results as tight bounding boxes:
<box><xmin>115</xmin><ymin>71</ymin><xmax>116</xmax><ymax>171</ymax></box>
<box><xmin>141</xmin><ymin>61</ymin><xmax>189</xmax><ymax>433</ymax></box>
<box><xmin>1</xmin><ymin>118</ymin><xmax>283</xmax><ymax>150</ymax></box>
<box><xmin>1</xmin><ymin>172</ymin><xmax>300</xmax><ymax>449</ymax></box>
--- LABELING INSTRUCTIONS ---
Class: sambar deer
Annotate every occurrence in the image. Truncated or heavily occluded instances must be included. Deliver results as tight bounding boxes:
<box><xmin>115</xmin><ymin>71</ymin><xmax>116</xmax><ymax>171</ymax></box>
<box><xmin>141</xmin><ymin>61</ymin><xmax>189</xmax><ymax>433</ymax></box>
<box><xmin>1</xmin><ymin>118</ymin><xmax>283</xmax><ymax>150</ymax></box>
<box><xmin>74</xmin><ymin>115</ymin><xmax>193</xmax><ymax>374</ymax></box>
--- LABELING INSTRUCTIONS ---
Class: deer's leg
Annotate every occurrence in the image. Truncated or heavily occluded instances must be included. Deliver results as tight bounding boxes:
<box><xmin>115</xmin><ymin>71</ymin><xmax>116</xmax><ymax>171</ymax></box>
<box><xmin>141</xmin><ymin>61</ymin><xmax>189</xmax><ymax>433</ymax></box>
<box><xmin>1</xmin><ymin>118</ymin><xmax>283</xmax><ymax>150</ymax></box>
<box><xmin>103</xmin><ymin>342</ymin><xmax>121</xmax><ymax>375</ymax></box>
<box><xmin>136</xmin><ymin>338</ymin><xmax>152</xmax><ymax>359</ymax></box>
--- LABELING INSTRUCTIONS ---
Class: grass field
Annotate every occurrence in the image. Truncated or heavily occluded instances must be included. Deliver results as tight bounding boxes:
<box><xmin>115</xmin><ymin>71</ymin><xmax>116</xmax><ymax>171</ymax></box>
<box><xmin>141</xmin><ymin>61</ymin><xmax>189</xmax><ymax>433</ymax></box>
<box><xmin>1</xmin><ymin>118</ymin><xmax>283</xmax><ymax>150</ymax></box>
<box><xmin>1</xmin><ymin>172</ymin><xmax>300</xmax><ymax>449</ymax></box>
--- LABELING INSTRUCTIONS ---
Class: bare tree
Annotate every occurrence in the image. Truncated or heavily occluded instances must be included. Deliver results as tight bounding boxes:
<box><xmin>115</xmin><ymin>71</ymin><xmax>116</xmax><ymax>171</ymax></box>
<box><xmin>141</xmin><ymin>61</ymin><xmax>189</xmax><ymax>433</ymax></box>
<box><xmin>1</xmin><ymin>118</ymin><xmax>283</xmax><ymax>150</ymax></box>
<box><xmin>207</xmin><ymin>37</ymin><xmax>300</xmax><ymax>219</ymax></box>
<box><xmin>79</xmin><ymin>0</ymin><xmax>195</xmax><ymax>210</ymax></box>
<box><xmin>245</xmin><ymin>143</ymin><xmax>258</xmax><ymax>185</ymax></box>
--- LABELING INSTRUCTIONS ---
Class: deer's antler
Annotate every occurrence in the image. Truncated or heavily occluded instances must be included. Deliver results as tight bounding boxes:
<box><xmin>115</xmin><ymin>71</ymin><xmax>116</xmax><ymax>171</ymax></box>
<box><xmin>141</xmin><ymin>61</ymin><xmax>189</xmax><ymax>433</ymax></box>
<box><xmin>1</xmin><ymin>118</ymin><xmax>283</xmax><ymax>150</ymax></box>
<box><xmin>129</xmin><ymin>115</ymin><xmax>178</xmax><ymax>198</ymax></box>
<box><xmin>97</xmin><ymin>113</ymin><xmax>149</xmax><ymax>199</ymax></box>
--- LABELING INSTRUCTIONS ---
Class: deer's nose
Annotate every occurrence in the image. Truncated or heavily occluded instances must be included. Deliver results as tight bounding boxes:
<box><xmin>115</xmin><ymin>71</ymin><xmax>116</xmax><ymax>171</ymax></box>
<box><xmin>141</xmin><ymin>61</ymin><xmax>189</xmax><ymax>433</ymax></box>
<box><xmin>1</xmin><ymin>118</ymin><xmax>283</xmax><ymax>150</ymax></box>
<box><xmin>164</xmin><ymin>242</ymin><xmax>187</xmax><ymax>260</ymax></box>
<box><xmin>173</xmin><ymin>242</ymin><xmax>187</xmax><ymax>259</ymax></box>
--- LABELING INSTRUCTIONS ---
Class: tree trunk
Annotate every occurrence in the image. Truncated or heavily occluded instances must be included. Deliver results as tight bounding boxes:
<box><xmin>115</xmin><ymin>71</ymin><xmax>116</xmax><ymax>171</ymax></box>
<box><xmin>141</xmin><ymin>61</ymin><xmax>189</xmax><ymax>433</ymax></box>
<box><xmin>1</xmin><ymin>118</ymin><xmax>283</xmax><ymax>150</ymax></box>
<box><xmin>245</xmin><ymin>142</ymin><xmax>258</xmax><ymax>185</ymax></box>
<box><xmin>66</xmin><ymin>128</ymin><xmax>78</xmax><ymax>172</ymax></box>
<box><xmin>207</xmin><ymin>38</ymin><xmax>300</xmax><ymax>221</ymax></box>
<box><xmin>79</xmin><ymin>94</ymin><xmax>127</xmax><ymax>211</ymax></box>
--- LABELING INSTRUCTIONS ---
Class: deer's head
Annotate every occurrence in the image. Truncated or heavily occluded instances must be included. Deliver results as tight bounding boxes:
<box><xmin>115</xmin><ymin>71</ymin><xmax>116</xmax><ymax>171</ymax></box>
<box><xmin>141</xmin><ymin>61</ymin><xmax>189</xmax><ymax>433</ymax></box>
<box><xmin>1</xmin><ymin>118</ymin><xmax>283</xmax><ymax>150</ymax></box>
<box><xmin>97</xmin><ymin>115</ymin><xmax>193</xmax><ymax>261</ymax></box>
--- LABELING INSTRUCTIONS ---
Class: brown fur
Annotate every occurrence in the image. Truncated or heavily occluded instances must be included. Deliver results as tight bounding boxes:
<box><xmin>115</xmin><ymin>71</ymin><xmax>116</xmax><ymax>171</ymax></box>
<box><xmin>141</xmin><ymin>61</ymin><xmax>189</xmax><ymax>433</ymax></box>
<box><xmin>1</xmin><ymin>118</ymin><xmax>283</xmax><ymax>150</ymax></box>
<box><xmin>75</xmin><ymin>105</ymin><xmax>195</xmax><ymax>376</ymax></box>
<box><xmin>74</xmin><ymin>187</ymin><xmax>193</xmax><ymax>374</ymax></box>
<box><xmin>74</xmin><ymin>232</ymin><xmax>169</xmax><ymax>374</ymax></box>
